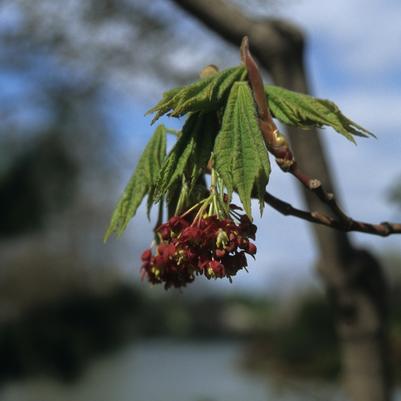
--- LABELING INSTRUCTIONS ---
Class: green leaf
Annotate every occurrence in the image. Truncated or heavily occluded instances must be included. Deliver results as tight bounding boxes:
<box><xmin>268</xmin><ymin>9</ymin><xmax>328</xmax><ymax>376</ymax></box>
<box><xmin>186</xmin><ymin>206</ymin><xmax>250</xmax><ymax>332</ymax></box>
<box><xmin>147</xmin><ymin>66</ymin><xmax>246</xmax><ymax>123</ymax></box>
<box><xmin>104</xmin><ymin>124</ymin><xmax>167</xmax><ymax>240</ymax></box>
<box><xmin>265</xmin><ymin>85</ymin><xmax>375</xmax><ymax>143</ymax></box>
<box><xmin>214</xmin><ymin>82</ymin><xmax>271</xmax><ymax>217</ymax></box>
<box><xmin>155</xmin><ymin>112</ymin><xmax>219</xmax><ymax>199</ymax></box>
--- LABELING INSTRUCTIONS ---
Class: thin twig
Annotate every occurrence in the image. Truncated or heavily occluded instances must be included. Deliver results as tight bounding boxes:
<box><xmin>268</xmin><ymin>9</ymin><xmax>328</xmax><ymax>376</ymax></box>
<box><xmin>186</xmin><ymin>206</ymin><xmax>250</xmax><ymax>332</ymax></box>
<box><xmin>203</xmin><ymin>168</ymin><xmax>401</xmax><ymax>237</ymax></box>
<box><xmin>264</xmin><ymin>192</ymin><xmax>401</xmax><ymax>237</ymax></box>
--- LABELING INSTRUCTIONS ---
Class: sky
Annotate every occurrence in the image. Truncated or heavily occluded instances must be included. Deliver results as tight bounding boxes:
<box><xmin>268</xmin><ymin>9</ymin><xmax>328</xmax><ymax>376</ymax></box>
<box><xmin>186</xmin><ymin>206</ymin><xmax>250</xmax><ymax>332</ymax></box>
<box><xmin>1</xmin><ymin>0</ymin><xmax>401</xmax><ymax>296</ymax></box>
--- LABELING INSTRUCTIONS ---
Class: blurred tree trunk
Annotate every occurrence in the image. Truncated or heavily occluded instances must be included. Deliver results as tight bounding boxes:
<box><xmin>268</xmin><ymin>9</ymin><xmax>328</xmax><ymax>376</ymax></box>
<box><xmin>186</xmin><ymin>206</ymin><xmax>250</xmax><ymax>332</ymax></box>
<box><xmin>171</xmin><ymin>1</ymin><xmax>392</xmax><ymax>400</ymax></box>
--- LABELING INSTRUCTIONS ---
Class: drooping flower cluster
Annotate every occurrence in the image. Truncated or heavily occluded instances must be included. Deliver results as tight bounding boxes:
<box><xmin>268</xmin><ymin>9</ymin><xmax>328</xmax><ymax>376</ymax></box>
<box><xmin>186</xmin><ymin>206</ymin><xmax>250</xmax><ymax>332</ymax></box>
<box><xmin>140</xmin><ymin>209</ymin><xmax>257</xmax><ymax>289</ymax></box>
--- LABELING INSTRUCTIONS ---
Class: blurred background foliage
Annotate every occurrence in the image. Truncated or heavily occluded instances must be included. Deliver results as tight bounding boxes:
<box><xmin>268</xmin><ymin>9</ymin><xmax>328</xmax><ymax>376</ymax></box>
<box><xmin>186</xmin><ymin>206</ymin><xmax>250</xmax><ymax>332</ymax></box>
<box><xmin>0</xmin><ymin>1</ymin><xmax>401</xmax><ymax>400</ymax></box>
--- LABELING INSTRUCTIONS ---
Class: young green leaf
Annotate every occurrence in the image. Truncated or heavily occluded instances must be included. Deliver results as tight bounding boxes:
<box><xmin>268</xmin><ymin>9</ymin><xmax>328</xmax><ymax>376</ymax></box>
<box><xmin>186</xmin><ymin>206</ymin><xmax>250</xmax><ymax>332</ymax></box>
<box><xmin>147</xmin><ymin>66</ymin><xmax>246</xmax><ymax>124</ymax></box>
<box><xmin>104</xmin><ymin>124</ymin><xmax>167</xmax><ymax>240</ymax></box>
<box><xmin>155</xmin><ymin>112</ymin><xmax>219</xmax><ymax>199</ymax></box>
<box><xmin>214</xmin><ymin>82</ymin><xmax>271</xmax><ymax>217</ymax></box>
<box><xmin>265</xmin><ymin>85</ymin><xmax>375</xmax><ymax>143</ymax></box>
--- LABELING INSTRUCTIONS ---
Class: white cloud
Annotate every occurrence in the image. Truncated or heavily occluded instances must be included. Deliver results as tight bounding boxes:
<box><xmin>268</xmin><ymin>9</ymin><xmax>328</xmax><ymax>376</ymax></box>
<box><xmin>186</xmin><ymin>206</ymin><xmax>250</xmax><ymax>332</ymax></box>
<box><xmin>275</xmin><ymin>0</ymin><xmax>401</xmax><ymax>75</ymax></box>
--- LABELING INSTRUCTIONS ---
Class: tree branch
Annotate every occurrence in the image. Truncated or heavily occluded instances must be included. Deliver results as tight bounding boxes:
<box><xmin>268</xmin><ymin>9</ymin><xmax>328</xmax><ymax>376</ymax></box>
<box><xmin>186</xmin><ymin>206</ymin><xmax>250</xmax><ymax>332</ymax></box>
<box><xmin>171</xmin><ymin>0</ymin><xmax>304</xmax><ymax>76</ymax></box>
<box><xmin>264</xmin><ymin>192</ymin><xmax>401</xmax><ymax>237</ymax></box>
<box><xmin>175</xmin><ymin>1</ymin><xmax>401</xmax><ymax>236</ymax></box>
<box><xmin>200</xmin><ymin>38</ymin><xmax>401</xmax><ymax>238</ymax></box>
<box><xmin>241</xmin><ymin>36</ymin><xmax>358</xmax><ymax>230</ymax></box>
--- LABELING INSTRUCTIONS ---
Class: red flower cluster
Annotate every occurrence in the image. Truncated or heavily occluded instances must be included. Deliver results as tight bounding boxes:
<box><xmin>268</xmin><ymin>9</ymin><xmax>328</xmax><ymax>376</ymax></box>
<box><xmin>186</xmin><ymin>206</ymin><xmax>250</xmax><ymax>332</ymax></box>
<box><xmin>140</xmin><ymin>212</ymin><xmax>257</xmax><ymax>289</ymax></box>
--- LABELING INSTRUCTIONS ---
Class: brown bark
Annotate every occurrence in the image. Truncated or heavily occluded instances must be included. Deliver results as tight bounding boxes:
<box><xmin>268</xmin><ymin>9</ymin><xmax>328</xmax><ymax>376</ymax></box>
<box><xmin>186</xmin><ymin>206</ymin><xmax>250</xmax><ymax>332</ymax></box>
<box><xmin>171</xmin><ymin>1</ymin><xmax>392</xmax><ymax>400</ymax></box>
<box><xmin>263</xmin><ymin>191</ymin><xmax>401</xmax><ymax>236</ymax></box>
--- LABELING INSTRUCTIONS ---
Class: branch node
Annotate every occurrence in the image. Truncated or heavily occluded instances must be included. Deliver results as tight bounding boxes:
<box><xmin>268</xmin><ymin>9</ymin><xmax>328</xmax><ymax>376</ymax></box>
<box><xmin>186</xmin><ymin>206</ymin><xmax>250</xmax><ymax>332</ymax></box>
<box><xmin>380</xmin><ymin>222</ymin><xmax>394</xmax><ymax>236</ymax></box>
<box><xmin>276</xmin><ymin>158</ymin><xmax>294</xmax><ymax>171</ymax></box>
<box><xmin>311</xmin><ymin>211</ymin><xmax>332</xmax><ymax>225</ymax></box>
<box><xmin>309</xmin><ymin>179</ymin><xmax>321</xmax><ymax>190</ymax></box>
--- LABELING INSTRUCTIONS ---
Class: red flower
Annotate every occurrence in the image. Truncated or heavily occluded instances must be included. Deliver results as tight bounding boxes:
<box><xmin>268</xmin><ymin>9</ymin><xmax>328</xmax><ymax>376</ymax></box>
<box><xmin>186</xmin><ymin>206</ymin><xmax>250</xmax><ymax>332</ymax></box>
<box><xmin>141</xmin><ymin>249</ymin><xmax>152</xmax><ymax>262</ymax></box>
<box><xmin>140</xmin><ymin>204</ymin><xmax>257</xmax><ymax>289</ymax></box>
<box><xmin>157</xmin><ymin>243</ymin><xmax>176</xmax><ymax>264</ymax></box>
<box><xmin>180</xmin><ymin>226</ymin><xmax>204</xmax><ymax>244</ymax></box>
<box><xmin>207</xmin><ymin>260</ymin><xmax>225</xmax><ymax>278</ymax></box>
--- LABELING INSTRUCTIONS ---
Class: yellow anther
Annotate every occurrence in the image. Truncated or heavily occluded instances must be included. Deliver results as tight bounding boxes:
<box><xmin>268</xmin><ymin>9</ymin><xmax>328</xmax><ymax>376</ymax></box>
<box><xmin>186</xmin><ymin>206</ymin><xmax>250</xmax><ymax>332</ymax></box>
<box><xmin>216</xmin><ymin>229</ymin><xmax>229</xmax><ymax>248</ymax></box>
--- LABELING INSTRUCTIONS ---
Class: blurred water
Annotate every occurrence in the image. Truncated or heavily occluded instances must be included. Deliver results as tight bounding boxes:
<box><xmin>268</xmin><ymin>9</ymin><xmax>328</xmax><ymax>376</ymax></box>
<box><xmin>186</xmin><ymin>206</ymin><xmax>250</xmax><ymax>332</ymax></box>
<box><xmin>0</xmin><ymin>341</ymin><xmax>397</xmax><ymax>401</ymax></box>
